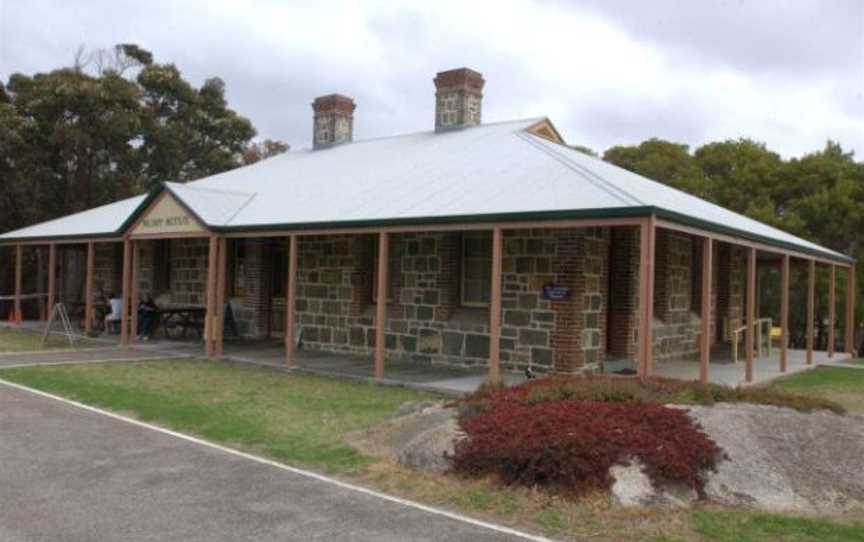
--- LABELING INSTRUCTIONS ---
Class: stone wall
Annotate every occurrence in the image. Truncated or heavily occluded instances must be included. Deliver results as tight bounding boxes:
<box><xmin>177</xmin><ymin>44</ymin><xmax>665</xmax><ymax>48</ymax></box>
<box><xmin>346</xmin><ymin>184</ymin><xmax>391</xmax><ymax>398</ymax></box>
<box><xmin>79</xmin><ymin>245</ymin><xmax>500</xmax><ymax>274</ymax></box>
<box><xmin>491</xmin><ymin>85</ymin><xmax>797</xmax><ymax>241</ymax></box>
<box><xmin>262</xmin><ymin>228</ymin><xmax>612</xmax><ymax>373</ymax></box>
<box><xmin>169</xmin><ymin>239</ymin><xmax>208</xmax><ymax>306</ymax></box>
<box><xmin>228</xmin><ymin>239</ymin><xmax>272</xmax><ymax>337</ymax></box>
<box><xmin>717</xmin><ymin>244</ymin><xmax>747</xmax><ymax>341</ymax></box>
<box><xmin>93</xmin><ymin>243</ymin><xmax>120</xmax><ymax>297</ymax></box>
<box><xmin>652</xmin><ymin>230</ymin><xmax>701</xmax><ymax>362</ymax></box>
<box><xmin>111</xmin><ymin>227</ymin><xmax>744</xmax><ymax>372</ymax></box>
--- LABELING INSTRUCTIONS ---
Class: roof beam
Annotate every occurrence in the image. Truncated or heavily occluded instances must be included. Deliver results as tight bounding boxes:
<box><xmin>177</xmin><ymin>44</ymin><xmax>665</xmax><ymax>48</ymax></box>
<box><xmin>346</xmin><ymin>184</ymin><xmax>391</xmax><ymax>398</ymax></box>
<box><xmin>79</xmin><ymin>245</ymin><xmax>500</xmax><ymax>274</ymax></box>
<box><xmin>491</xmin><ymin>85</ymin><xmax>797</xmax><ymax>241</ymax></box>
<box><xmin>655</xmin><ymin>219</ymin><xmax>849</xmax><ymax>267</ymax></box>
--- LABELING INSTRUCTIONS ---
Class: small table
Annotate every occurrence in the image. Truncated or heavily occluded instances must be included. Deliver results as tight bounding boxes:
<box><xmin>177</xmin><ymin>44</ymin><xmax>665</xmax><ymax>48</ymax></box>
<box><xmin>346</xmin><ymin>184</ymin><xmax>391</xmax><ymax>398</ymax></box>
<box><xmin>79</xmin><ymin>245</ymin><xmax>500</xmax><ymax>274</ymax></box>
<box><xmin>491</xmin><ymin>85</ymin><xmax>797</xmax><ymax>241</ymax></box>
<box><xmin>156</xmin><ymin>306</ymin><xmax>206</xmax><ymax>339</ymax></box>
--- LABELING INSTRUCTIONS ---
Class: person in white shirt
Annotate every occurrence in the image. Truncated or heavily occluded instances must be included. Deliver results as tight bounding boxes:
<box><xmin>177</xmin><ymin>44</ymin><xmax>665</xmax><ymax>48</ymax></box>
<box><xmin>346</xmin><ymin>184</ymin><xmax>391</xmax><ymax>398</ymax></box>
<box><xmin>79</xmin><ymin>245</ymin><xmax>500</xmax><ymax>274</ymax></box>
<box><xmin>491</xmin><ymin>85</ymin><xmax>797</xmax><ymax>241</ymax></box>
<box><xmin>104</xmin><ymin>293</ymin><xmax>123</xmax><ymax>334</ymax></box>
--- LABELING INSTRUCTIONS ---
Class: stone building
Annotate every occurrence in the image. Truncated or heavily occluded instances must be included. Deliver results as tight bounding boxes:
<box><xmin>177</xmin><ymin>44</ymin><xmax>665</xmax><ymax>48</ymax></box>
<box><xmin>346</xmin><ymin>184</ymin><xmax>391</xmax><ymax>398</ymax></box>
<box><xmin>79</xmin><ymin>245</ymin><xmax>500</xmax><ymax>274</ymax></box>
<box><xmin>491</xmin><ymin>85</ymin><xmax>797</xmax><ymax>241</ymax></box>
<box><xmin>0</xmin><ymin>67</ymin><xmax>855</xmax><ymax>385</ymax></box>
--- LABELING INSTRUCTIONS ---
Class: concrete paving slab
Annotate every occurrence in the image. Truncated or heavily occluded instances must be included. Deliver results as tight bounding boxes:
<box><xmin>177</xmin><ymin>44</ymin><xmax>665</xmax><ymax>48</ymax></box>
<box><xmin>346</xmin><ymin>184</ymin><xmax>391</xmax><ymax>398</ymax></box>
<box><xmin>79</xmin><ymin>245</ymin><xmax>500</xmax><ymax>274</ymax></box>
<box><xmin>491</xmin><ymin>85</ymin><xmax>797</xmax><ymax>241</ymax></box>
<box><xmin>0</xmin><ymin>382</ymin><xmax>546</xmax><ymax>542</ymax></box>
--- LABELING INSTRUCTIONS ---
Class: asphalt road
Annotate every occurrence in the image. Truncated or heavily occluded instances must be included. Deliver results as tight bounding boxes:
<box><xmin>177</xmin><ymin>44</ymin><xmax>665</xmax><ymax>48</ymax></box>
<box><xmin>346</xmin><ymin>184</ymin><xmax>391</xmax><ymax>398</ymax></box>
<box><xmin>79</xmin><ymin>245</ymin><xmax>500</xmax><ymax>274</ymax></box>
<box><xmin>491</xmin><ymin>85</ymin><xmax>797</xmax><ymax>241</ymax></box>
<box><xmin>0</xmin><ymin>382</ymin><xmax>541</xmax><ymax>542</ymax></box>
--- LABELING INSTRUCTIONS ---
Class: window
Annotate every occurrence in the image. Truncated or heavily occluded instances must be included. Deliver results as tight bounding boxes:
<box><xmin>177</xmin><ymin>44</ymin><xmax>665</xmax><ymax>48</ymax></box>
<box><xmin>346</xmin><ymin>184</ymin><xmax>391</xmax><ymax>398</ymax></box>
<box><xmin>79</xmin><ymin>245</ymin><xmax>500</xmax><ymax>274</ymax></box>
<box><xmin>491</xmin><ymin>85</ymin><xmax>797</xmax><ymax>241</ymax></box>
<box><xmin>153</xmin><ymin>240</ymin><xmax>171</xmax><ymax>294</ymax></box>
<box><xmin>371</xmin><ymin>239</ymin><xmax>398</xmax><ymax>303</ymax></box>
<box><xmin>461</xmin><ymin>232</ymin><xmax>491</xmax><ymax>307</ymax></box>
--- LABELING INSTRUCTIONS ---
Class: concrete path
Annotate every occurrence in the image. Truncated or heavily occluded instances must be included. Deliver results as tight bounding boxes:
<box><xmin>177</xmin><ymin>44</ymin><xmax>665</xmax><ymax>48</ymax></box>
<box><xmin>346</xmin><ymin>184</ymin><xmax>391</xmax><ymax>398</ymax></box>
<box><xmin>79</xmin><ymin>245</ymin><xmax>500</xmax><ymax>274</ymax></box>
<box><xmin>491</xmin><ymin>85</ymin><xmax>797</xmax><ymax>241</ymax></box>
<box><xmin>0</xmin><ymin>381</ymin><xmax>546</xmax><ymax>542</ymax></box>
<box><xmin>0</xmin><ymin>347</ymin><xmax>189</xmax><ymax>368</ymax></box>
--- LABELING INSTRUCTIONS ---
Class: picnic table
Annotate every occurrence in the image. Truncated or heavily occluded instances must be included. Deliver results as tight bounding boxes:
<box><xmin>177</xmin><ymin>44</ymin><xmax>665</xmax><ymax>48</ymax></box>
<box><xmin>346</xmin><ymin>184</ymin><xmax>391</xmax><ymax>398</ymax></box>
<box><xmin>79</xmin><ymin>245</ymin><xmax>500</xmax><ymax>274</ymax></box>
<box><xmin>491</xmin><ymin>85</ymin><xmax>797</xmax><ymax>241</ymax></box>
<box><xmin>156</xmin><ymin>306</ymin><xmax>206</xmax><ymax>339</ymax></box>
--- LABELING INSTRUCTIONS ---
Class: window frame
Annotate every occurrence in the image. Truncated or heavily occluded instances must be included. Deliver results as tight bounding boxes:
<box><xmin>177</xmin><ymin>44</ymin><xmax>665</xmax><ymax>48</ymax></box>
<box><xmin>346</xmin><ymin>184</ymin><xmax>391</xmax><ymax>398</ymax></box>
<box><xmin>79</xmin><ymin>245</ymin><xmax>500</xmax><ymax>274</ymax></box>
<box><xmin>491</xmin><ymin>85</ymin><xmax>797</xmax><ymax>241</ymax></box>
<box><xmin>460</xmin><ymin>232</ymin><xmax>492</xmax><ymax>308</ymax></box>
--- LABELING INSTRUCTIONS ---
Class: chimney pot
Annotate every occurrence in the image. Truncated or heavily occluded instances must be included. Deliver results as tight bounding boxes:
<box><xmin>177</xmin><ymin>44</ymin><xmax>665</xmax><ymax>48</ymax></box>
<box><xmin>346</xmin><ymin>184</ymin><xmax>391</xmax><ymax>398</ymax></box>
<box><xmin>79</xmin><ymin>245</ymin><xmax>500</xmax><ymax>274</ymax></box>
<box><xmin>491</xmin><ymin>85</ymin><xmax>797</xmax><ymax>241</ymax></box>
<box><xmin>312</xmin><ymin>93</ymin><xmax>356</xmax><ymax>149</ymax></box>
<box><xmin>433</xmin><ymin>68</ymin><xmax>485</xmax><ymax>132</ymax></box>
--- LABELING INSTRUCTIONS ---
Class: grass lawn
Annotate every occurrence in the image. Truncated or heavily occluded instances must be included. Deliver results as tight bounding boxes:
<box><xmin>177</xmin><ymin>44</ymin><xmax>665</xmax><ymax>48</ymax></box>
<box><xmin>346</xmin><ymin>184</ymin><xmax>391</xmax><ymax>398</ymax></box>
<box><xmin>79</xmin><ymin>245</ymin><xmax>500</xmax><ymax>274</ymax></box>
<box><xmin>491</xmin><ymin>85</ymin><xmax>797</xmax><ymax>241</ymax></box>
<box><xmin>0</xmin><ymin>327</ymin><xmax>105</xmax><ymax>352</ymax></box>
<box><xmin>1</xmin><ymin>359</ymin><xmax>862</xmax><ymax>541</ymax></box>
<box><xmin>768</xmin><ymin>366</ymin><xmax>864</xmax><ymax>414</ymax></box>
<box><xmin>687</xmin><ymin>509</ymin><xmax>864</xmax><ymax>542</ymax></box>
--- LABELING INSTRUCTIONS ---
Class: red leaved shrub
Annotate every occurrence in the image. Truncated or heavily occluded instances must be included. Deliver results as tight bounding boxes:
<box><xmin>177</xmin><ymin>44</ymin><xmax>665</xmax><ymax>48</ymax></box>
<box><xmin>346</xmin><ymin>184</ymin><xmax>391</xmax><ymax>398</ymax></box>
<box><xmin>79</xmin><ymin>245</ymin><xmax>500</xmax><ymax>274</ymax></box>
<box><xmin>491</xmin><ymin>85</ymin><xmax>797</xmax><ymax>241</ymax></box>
<box><xmin>452</xmin><ymin>399</ymin><xmax>721</xmax><ymax>495</ymax></box>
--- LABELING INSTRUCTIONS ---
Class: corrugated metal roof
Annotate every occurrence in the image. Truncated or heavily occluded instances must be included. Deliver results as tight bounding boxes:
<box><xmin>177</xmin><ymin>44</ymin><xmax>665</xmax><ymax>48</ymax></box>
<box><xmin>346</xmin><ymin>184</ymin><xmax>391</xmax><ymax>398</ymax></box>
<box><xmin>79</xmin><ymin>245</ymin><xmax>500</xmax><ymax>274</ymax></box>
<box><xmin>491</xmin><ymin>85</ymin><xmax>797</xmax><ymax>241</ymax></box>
<box><xmin>0</xmin><ymin>117</ymin><xmax>850</xmax><ymax>263</ymax></box>
<box><xmin>0</xmin><ymin>195</ymin><xmax>146</xmax><ymax>241</ymax></box>
<box><xmin>164</xmin><ymin>183</ymin><xmax>255</xmax><ymax>226</ymax></box>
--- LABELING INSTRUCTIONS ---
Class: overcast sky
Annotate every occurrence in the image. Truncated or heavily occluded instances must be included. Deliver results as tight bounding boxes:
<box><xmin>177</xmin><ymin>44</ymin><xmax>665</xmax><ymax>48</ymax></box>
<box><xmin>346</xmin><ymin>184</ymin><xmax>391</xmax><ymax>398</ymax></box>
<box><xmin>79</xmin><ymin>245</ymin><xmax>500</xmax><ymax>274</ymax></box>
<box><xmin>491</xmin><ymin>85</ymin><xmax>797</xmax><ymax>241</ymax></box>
<box><xmin>1</xmin><ymin>0</ymin><xmax>862</xmax><ymax>157</ymax></box>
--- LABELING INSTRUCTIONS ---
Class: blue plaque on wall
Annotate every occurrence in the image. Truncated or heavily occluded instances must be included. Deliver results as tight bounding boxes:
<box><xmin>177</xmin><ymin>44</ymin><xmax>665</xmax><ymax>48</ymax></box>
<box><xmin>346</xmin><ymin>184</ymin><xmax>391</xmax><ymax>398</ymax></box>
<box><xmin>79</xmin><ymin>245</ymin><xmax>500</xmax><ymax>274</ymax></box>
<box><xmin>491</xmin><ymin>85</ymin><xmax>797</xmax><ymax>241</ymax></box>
<box><xmin>542</xmin><ymin>282</ymin><xmax>571</xmax><ymax>300</ymax></box>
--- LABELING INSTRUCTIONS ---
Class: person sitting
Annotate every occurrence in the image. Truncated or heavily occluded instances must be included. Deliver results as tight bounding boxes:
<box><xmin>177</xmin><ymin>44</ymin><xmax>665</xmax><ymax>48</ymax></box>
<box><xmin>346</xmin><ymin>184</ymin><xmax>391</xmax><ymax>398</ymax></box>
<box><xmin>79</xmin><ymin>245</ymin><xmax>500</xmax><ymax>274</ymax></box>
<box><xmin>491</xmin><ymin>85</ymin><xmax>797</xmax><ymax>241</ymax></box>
<box><xmin>104</xmin><ymin>293</ymin><xmax>123</xmax><ymax>334</ymax></box>
<box><xmin>137</xmin><ymin>293</ymin><xmax>159</xmax><ymax>340</ymax></box>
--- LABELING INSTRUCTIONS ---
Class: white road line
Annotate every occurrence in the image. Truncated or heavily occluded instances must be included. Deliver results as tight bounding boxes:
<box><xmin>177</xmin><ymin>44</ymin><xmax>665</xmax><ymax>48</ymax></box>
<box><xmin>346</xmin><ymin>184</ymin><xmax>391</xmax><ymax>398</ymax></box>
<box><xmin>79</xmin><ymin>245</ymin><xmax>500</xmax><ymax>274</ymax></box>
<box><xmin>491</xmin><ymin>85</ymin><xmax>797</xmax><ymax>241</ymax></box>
<box><xmin>0</xmin><ymin>377</ymin><xmax>557</xmax><ymax>542</ymax></box>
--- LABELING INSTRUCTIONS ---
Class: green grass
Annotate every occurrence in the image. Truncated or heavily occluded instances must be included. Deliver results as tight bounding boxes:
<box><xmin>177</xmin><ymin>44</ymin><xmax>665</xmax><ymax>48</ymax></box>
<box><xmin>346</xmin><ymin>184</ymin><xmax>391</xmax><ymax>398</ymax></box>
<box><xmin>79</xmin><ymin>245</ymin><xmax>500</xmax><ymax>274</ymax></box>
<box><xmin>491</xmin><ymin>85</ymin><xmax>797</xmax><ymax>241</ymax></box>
<box><xmin>0</xmin><ymin>327</ymin><xmax>104</xmax><ymax>352</ymax></box>
<box><xmin>691</xmin><ymin>508</ymin><xmax>864</xmax><ymax>542</ymax></box>
<box><xmin>768</xmin><ymin>366</ymin><xmax>864</xmax><ymax>414</ymax></box>
<box><xmin>0</xmin><ymin>359</ymin><xmax>440</xmax><ymax>474</ymax></box>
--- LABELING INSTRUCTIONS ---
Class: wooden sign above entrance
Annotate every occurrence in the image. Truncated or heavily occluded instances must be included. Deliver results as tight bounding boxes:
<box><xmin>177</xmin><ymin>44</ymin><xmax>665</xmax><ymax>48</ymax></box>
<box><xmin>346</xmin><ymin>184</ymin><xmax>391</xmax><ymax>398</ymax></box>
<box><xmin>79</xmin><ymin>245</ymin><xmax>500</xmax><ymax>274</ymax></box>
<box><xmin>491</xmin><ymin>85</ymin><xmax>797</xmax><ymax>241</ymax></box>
<box><xmin>130</xmin><ymin>192</ymin><xmax>207</xmax><ymax>237</ymax></box>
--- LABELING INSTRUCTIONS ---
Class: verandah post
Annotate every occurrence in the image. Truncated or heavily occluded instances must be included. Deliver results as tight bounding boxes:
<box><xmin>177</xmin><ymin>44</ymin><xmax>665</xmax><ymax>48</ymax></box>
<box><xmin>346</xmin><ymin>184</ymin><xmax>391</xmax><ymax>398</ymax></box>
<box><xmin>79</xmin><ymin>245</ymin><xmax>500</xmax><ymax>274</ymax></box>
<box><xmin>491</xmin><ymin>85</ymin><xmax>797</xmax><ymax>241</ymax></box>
<box><xmin>84</xmin><ymin>241</ymin><xmax>95</xmax><ymax>336</ymax></box>
<box><xmin>215</xmin><ymin>236</ymin><xmax>227</xmax><ymax>357</ymax></box>
<box><xmin>374</xmin><ymin>231</ymin><xmax>389</xmax><ymax>380</ymax></box>
<box><xmin>205</xmin><ymin>235</ymin><xmax>219</xmax><ymax>357</ymax></box>
<box><xmin>745</xmin><ymin>247</ymin><xmax>756</xmax><ymax>383</ymax></box>
<box><xmin>129</xmin><ymin>241</ymin><xmax>140</xmax><ymax>344</ymax></box>
<box><xmin>828</xmin><ymin>264</ymin><xmax>836</xmax><ymax>358</ymax></box>
<box><xmin>637</xmin><ymin>216</ymin><xmax>656</xmax><ymax>378</ymax></box>
<box><xmin>847</xmin><ymin>265</ymin><xmax>856</xmax><ymax>355</ymax></box>
<box><xmin>780</xmin><ymin>254</ymin><xmax>790</xmax><ymax>372</ymax></box>
<box><xmin>284</xmin><ymin>234</ymin><xmax>299</xmax><ymax>368</ymax></box>
<box><xmin>13</xmin><ymin>244</ymin><xmax>22</xmax><ymax>324</ymax></box>
<box><xmin>806</xmin><ymin>259</ymin><xmax>815</xmax><ymax>364</ymax></box>
<box><xmin>120</xmin><ymin>239</ymin><xmax>132</xmax><ymax>345</ymax></box>
<box><xmin>699</xmin><ymin>237</ymin><xmax>713</xmax><ymax>383</ymax></box>
<box><xmin>47</xmin><ymin>243</ymin><xmax>56</xmax><ymax>316</ymax></box>
<box><xmin>488</xmin><ymin>226</ymin><xmax>503</xmax><ymax>386</ymax></box>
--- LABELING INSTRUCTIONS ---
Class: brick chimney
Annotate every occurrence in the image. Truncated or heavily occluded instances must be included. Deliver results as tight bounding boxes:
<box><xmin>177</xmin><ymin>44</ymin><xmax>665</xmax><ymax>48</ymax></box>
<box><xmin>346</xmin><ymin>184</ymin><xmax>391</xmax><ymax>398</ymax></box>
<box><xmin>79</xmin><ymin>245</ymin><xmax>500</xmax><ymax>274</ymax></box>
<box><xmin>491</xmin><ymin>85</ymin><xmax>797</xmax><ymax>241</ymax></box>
<box><xmin>433</xmin><ymin>68</ymin><xmax>485</xmax><ymax>132</ymax></box>
<box><xmin>312</xmin><ymin>93</ymin><xmax>356</xmax><ymax>149</ymax></box>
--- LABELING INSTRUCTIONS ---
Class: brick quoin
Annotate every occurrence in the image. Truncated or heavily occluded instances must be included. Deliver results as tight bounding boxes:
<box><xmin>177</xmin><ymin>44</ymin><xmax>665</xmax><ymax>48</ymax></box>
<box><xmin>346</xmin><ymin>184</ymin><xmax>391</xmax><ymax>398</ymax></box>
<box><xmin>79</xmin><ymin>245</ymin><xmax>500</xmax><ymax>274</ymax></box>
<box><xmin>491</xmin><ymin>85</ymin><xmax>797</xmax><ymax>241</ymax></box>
<box><xmin>607</xmin><ymin>226</ymin><xmax>640</xmax><ymax>360</ymax></box>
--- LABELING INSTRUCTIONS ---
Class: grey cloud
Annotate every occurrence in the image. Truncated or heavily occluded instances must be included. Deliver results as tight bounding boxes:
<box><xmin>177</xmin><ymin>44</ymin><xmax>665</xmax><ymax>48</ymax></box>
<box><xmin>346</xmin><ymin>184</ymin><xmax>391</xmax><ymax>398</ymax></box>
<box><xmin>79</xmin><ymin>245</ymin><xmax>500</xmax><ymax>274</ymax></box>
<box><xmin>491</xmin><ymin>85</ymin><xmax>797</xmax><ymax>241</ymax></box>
<box><xmin>0</xmin><ymin>0</ymin><xmax>861</xmax><ymax>158</ymax></box>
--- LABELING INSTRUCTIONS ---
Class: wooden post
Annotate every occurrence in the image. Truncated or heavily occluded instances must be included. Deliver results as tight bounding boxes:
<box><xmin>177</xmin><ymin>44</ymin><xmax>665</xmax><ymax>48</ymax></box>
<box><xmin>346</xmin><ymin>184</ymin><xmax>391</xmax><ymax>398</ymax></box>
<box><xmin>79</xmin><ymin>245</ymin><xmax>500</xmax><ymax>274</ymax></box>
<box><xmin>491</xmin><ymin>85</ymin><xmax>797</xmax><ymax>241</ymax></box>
<box><xmin>120</xmin><ymin>239</ymin><xmax>132</xmax><ymax>345</ymax></box>
<box><xmin>638</xmin><ymin>217</ymin><xmax>656</xmax><ymax>378</ymax></box>
<box><xmin>828</xmin><ymin>264</ymin><xmax>836</xmax><ymax>358</ymax></box>
<box><xmin>214</xmin><ymin>236</ymin><xmax>227</xmax><ymax>357</ymax></box>
<box><xmin>205</xmin><ymin>235</ymin><xmax>219</xmax><ymax>357</ymax></box>
<box><xmin>806</xmin><ymin>259</ymin><xmax>815</xmax><ymax>364</ymax></box>
<box><xmin>84</xmin><ymin>242</ymin><xmax>95</xmax><ymax>336</ymax></box>
<box><xmin>745</xmin><ymin>247</ymin><xmax>756</xmax><ymax>383</ymax></box>
<box><xmin>47</xmin><ymin>243</ymin><xmax>56</xmax><ymax>314</ymax></box>
<box><xmin>13</xmin><ymin>244</ymin><xmax>22</xmax><ymax>323</ymax></box>
<box><xmin>780</xmin><ymin>254</ymin><xmax>790</xmax><ymax>372</ymax></box>
<box><xmin>374</xmin><ymin>232</ymin><xmax>389</xmax><ymax>380</ymax></box>
<box><xmin>58</xmin><ymin>247</ymin><xmax>65</xmax><ymax>307</ymax></box>
<box><xmin>285</xmin><ymin>235</ymin><xmax>299</xmax><ymax>368</ymax></box>
<box><xmin>36</xmin><ymin>247</ymin><xmax>46</xmax><ymax>320</ymax></box>
<box><xmin>846</xmin><ymin>265</ymin><xmax>856</xmax><ymax>354</ymax></box>
<box><xmin>129</xmin><ymin>242</ymin><xmax>140</xmax><ymax>344</ymax></box>
<box><xmin>488</xmin><ymin>227</ymin><xmax>504</xmax><ymax>386</ymax></box>
<box><xmin>699</xmin><ymin>237</ymin><xmax>712</xmax><ymax>383</ymax></box>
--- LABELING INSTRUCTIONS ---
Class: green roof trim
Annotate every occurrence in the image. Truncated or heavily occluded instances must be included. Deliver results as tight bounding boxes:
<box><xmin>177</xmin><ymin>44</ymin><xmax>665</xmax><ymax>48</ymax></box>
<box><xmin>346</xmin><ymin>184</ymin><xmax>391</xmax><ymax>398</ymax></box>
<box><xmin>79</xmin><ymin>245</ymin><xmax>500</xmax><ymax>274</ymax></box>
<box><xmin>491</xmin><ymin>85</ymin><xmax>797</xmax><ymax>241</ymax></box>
<box><xmin>1</xmin><ymin>191</ymin><xmax>852</xmax><ymax>264</ymax></box>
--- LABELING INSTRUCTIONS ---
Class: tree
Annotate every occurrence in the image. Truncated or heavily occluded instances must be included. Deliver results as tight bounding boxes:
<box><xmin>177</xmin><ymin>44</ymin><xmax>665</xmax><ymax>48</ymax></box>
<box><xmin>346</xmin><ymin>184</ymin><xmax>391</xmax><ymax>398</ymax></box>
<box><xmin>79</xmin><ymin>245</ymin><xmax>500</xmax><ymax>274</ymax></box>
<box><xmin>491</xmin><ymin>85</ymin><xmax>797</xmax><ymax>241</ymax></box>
<box><xmin>693</xmin><ymin>139</ymin><xmax>783</xmax><ymax>219</ymax></box>
<box><xmin>241</xmin><ymin>139</ymin><xmax>290</xmax><ymax>165</ymax></box>
<box><xmin>603</xmin><ymin>139</ymin><xmax>706</xmax><ymax>196</ymax></box>
<box><xmin>0</xmin><ymin>44</ymin><xmax>269</xmax><ymax>234</ymax></box>
<box><xmin>603</xmin><ymin>137</ymin><xmax>864</xmax><ymax>347</ymax></box>
<box><xmin>568</xmin><ymin>144</ymin><xmax>597</xmax><ymax>158</ymax></box>
<box><xmin>137</xmin><ymin>65</ymin><xmax>256</xmax><ymax>188</ymax></box>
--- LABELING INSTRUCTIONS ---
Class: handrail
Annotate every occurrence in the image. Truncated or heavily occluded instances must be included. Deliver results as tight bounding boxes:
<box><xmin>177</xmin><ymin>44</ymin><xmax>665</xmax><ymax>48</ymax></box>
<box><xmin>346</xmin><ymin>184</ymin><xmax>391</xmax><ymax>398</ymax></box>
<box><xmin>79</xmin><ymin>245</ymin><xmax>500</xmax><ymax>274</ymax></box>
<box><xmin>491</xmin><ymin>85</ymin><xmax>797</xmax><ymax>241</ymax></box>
<box><xmin>730</xmin><ymin>318</ymin><xmax>773</xmax><ymax>364</ymax></box>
